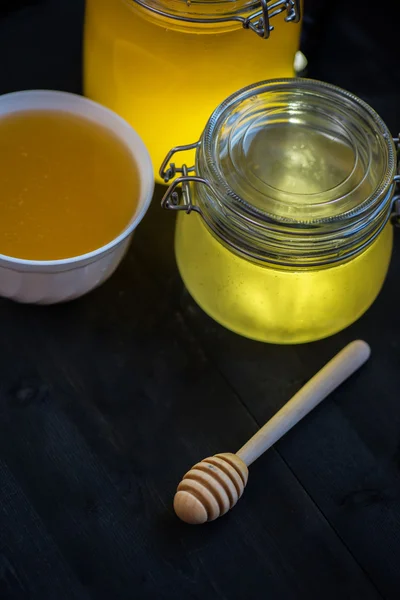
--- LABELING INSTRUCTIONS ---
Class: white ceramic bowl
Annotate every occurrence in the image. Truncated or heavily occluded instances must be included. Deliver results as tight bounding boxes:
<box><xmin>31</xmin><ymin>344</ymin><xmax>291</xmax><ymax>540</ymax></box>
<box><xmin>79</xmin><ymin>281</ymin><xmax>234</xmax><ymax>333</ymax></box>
<box><xmin>0</xmin><ymin>90</ymin><xmax>154</xmax><ymax>304</ymax></box>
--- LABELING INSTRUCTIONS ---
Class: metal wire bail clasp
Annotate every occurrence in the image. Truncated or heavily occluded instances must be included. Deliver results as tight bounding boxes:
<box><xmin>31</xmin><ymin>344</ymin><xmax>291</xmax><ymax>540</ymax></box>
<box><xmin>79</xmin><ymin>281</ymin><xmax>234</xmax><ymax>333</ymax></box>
<box><xmin>160</xmin><ymin>142</ymin><xmax>212</xmax><ymax>216</ymax></box>
<box><xmin>245</xmin><ymin>0</ymin><xmax>300</xmax><ymax>39</ymax></box>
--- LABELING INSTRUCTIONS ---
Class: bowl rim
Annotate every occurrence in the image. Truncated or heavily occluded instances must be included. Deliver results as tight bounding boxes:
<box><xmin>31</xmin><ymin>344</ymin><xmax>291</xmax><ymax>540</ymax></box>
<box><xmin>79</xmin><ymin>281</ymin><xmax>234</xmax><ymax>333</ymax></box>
<box><xmin>0</xmin><ymin>89</ymin><xmax>154</xmax><ymax>268</ymax></box>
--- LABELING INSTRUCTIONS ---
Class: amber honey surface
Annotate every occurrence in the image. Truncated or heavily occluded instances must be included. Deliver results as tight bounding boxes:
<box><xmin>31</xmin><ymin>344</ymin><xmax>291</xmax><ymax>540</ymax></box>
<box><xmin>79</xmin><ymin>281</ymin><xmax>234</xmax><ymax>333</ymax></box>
<box><xmin>0</xmin><ymin>110</ymin><xmax>139</xmax><ymax>261</ymax></box>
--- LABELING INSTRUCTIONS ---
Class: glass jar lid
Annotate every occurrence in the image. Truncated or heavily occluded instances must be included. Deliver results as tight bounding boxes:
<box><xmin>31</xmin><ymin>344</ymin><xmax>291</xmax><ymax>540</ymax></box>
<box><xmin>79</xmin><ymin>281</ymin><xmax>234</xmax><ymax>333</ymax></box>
<box><xmin>199</xmin><ymin>79</ymin><xmax>396</xmax><ymax>224</ymax></box>
<box><xmin>161</xmin><ymin>79</ymin><xmax>398</xmax><ymax>266</ymax></box>
<box><xmin>132</xmin><ymin>0</ymin><xmax>300</xmax><ymax>38</ymax></box>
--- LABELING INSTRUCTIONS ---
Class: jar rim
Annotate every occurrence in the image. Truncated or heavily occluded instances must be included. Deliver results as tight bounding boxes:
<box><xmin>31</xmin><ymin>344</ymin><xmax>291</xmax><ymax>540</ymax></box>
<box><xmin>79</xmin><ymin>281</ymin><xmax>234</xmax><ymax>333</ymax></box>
<box><xmin>161</xmin><ymin>78</ymin><xmax>397</xmax><ymax>267</ymax></box>
<box><xmin>132</xmin><ymin>0</ymin><xmax>260</xmax><ymax>21</ymax></box>
<box><xmin>189</xmin><ymin>78</ymin><xmax>397</xmax><ymax>266</ymax></box>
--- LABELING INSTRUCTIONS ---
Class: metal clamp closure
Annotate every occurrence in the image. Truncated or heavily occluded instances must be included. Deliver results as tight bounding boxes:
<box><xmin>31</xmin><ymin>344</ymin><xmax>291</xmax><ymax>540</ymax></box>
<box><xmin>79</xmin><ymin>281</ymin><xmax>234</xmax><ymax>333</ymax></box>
<box><xmin>160</xmin><ymin>143</ymin><xmax>250</xmax><ymax>256</ymax></box>
<box><xmin>245</xmin><ymin>0</ymin><xmax>301</xmax><ymax>39</ymax></box>
<box><xmin>160</xmin><ymin>143</ymin><xmax>214</xmax><ymax>215</ymax></box>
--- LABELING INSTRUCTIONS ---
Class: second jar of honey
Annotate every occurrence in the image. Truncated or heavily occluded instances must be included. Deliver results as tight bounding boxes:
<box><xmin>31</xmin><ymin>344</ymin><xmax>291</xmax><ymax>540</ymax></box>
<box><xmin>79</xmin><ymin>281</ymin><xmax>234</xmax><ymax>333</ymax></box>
<box><xmin>160</xmin><ymin>79</ymin><xmax>399</xmax><ymax>344</ymax></box>
<box><xmin>84</xmin><ymin>0</ymin><xmax>301</xmax><ymax>181</ymax></box>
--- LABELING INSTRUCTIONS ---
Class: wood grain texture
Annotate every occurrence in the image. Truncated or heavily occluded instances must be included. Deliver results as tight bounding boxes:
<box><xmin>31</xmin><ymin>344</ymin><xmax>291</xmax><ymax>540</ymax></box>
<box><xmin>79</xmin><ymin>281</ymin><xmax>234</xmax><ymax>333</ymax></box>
<box><xmin>237</xmin><ymin>341</ymin><xmax>371</xmax><ymax>466</ymax></box>
<box><xmin>0</xmin><ymin>248</ymin><xmax>381</xmax><ymax>600</ymax></box>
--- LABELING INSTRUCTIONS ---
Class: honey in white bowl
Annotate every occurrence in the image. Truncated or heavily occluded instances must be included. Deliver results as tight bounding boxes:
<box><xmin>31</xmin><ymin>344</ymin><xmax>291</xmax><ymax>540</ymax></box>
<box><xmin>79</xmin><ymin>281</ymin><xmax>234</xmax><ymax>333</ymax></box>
<box><xmin>0</xmin><ymin>109</ymin><xmax>139</xmax><ymax>261</ymax></box>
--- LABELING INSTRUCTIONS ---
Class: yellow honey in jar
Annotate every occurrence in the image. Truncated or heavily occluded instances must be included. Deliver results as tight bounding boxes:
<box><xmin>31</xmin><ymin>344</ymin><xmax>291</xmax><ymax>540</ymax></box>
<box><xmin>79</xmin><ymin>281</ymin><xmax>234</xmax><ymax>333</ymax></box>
<box><xmin>162</xmin><ymin>79</ymin><xmax>398</xmax><ymax>344</ymax></box>
<box><xmin>0</xmin><ymin>109</ymin><xmax>139</xmax><ymax>260</ymax></box>
<box><xmin>84</xmin><ymin>0</ymin><xmax>302</xmax><ymax>182</ymax></box>
<box><xmin>175</xmin><ymin>213</ymin><xmax>393</xmax><ymax>344</ymax></box>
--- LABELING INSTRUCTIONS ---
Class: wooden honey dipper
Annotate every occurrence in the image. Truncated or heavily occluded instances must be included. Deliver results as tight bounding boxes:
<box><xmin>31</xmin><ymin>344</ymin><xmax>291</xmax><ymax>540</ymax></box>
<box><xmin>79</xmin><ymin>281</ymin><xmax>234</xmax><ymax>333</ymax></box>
<box><xmin>174</xmin><ymin>340</ymin><xmax>371</xmax><ymax>524</ymax></box>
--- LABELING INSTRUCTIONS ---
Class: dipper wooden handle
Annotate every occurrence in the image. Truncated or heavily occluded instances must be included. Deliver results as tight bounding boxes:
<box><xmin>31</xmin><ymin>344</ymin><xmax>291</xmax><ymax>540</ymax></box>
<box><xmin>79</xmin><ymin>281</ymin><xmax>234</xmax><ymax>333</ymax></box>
<box><xmin>174</xmin><ymin>340</ymin><xmax>370</xmax><ymax>525</ymax></box>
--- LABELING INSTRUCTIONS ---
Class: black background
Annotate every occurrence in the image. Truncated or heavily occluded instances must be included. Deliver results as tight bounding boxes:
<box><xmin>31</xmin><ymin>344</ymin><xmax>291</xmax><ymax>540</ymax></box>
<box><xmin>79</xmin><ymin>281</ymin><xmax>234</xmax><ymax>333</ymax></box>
<box><xmin>1</xmin><ymin>2</ymin><xmax>400</xmax><ymax>599</ymax></box>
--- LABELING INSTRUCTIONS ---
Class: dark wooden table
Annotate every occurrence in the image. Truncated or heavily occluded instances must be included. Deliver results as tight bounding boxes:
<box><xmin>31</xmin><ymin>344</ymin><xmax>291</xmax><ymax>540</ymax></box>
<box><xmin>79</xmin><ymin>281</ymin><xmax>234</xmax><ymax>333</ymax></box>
<box><xmin>1</xmin><ymin>2</ymin><xmax>400</xmax><ymax>599</ymax></box>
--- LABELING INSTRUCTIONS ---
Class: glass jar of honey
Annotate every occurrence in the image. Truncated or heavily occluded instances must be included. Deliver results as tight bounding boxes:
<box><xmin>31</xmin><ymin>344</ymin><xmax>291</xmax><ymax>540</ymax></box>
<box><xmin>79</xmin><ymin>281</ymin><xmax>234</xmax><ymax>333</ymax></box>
<box><xmin>160</xmin><ymin>79</ymin><xmax>400</xmax><ymax>344</ymax></box>
<box><xmin>84</xmin><ymin>0</ymin><xmax>301</xmax><ymax>182</ymax></box>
